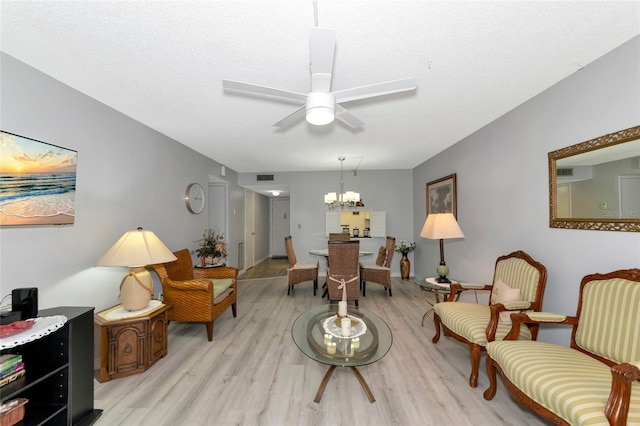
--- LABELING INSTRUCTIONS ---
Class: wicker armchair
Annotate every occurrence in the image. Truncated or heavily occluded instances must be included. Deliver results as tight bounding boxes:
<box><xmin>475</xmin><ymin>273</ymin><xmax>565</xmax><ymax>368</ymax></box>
<box><xmin>360</xmin><ymin>236</ymin><xmax>396</xmax><ymax>296</ymax></box>
<box><xmin>326</xmin><ymin>240</ymin><xmax>360</xmax><ymax>306</ymax></box>
<box><xmin>432</xmin><ymin>250</ymin><xmax>547</xmax><ymax>387</ymax></box>
<box><xmin>284</xmin><ymin>236</ymin><xmax>318</xmax><ymax>295</ymax></box>
<box><xmin>149</xmin><ymin>248</ymin><xmax>238</xmax><ymax>341</ymax></box>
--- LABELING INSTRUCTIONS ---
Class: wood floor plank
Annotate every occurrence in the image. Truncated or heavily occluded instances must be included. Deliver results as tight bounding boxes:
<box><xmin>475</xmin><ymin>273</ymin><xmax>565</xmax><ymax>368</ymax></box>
<box><xmin>94</xmin><ymin>275</ymin><xmax>548</xmax><ymax>426</ymax></box>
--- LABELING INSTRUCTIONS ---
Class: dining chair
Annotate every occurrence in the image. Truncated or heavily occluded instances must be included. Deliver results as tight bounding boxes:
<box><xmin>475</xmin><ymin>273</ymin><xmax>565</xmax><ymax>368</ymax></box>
<box><xmin>326</xmin><ymin>240</ymin><xmax>360</xmax><ymax>306</ymax></box>
<box><xmin>360</xmin><ymin>235</ymin><xmax>396</xmax><ymax>296</ymax></box>
<box><xmin>284</xmin><ymin>235</ymin><xmax>318</xmax><ymax>295</ymax></box>
<box><xmin>329</xmin><ymin>233</ymin><xmax>351</xmax><ymax>241</ymax></box>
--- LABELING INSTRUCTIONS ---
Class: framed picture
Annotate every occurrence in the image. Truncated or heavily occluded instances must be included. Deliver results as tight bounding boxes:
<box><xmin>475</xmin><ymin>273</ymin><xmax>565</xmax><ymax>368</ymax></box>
<box><xmin>0</xmin><ymin>131</ymin><xmax>77</xmax><ymax>226</ymax></box>
<box><xmin>426</xmin><ymin>173</ymin><xmax>457</xmax><ymax>217</ymax></box>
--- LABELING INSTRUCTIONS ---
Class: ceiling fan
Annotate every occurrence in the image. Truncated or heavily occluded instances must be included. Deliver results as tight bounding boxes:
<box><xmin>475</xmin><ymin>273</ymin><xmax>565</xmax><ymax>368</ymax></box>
<box><xmin>222</xmin><ymin>25</ymin><xmax>417</xmax><ymax>129</ymax></box>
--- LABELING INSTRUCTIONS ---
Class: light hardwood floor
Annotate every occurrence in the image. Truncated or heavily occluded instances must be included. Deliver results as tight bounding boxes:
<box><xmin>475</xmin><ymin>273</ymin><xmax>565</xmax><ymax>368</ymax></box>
<box><xmin>93</xmin><ymin>276</ymin><xmax>548</xmax><ymax>426</ymax></box>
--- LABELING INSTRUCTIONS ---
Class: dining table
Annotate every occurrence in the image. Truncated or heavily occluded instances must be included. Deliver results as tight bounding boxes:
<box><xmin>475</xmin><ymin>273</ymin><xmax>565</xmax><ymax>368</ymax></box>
<box><xmin>309</xmin><ymin>248</ymin><xmax>373</xmax><ymax>258</ymax></box>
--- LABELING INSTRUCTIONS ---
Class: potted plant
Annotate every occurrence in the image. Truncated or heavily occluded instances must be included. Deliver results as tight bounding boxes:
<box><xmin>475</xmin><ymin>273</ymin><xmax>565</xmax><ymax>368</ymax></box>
<box><xmin>195</xmin><ymin>227</ymin><xmax>228</xmax><ymax>266</ymax></box>
<box><xmin>395</xmin><ymin>240</ymin><xmax>416</xmax><ymax>280</ymax></box>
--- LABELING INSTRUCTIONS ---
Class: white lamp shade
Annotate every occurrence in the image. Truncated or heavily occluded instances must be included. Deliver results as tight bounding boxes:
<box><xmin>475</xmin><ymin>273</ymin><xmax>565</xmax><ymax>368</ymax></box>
<box><xmin>420</xmin><ymin>213</ymin><xmax>465</xmax><ymax>240</ymax></box>
<box><xmin>325</xmin><ymin>192</ymin><xmax>337</xmax><ymax>203</ymax></box>
<box><xmin>97</xmin><ymin>228</ymin><xmax>177</xmax><ymax>267</ymax></box>
<box><xmin>98</xmin><ymin>228</ymin><xmax>176</xmax><ymax>311</ymax></box>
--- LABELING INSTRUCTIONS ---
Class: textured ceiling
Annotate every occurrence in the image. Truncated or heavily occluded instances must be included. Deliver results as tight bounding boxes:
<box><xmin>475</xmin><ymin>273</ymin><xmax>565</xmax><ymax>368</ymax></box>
<box><xmin>1</xmin><ymin>1</ymin><xmax>639</xmax><ymax>177</ymax></box>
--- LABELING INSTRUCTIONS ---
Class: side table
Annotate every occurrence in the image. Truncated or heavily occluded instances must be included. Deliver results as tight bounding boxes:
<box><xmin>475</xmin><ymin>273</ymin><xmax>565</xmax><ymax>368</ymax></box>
<box><xmin>94</xmin><ymin>301</ymin><xmax>170</xmax><ymax>382</ymax></box>
<box><xmin>412</xmin><ymin>277</ymin><xmax>460</xmax><ymax>326</ymax></box>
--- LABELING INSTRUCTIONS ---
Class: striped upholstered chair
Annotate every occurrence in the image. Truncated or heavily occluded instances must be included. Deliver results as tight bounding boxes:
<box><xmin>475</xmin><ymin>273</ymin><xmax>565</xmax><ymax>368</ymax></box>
<box><xmin>484</xmin><ymin>269</ymin><xmax>640</xmax><ymax>426</ymax></box>
<box><xmin>432</xmin><ymin>250</ymin><xmax>547</xmax><ymax>387</ymax></box>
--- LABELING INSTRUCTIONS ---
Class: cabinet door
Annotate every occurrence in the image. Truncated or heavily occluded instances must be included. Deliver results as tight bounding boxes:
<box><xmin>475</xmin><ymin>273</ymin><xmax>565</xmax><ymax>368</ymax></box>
<box><xmin>148</xmin><ymin>312</ymin><xmax>168</xmax><ymax>366</ymax></box>
<box><xmin>108</xmin><ymin>321</ymin><xmax>147</xmax><ymax>377</ymax></box>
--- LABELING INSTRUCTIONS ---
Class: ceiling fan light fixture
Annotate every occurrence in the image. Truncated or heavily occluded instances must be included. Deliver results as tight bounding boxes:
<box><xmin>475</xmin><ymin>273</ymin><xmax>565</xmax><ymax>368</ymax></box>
<box><xmin>306</xmin><ymin>92</ymin><xmax>335</xmax><ymax>125</ymax></box>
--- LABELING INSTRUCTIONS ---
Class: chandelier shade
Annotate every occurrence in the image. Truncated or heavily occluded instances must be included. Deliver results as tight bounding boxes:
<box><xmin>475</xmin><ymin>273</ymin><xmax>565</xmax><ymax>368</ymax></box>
<box><xmin>324</xmin><ymin>157</ymin><xmax>362</xmax><ymax>209</ymax></box>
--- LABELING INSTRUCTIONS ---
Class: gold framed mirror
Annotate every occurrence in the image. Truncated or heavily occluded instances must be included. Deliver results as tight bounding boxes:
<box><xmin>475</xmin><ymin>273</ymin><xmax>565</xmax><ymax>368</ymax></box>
<box><xmin>549</xmin><ymin>125</ymin><xmax>640</xmax><ymax>232</ymax></box>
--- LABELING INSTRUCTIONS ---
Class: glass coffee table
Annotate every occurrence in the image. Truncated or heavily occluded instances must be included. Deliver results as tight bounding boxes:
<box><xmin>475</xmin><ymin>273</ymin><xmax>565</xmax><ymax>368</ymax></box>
<box><xmin>291</xmin><ymin>304</ymin><xmax>392</xmax><ymax>403</ymax></box>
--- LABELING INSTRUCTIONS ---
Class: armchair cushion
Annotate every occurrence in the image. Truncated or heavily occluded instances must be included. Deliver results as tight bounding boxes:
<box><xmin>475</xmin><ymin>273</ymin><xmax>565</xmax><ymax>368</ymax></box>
<box><xmin>209</xmin><ymin>278</ymin><xmax>234</xmax><ymax>300</ymax></box>
<box><xmin>486</xmin><ymin>340</ymin><xmax>640</xmax><ymax>426</ymax></box>
<box><xmin>375</xmin><ymin>246</ymin><xmax>386</xmax><ymax>266</ymax></box>
<box><xmin>490</xmin><ymin>279</ymin><xmax>522</xmax><ymax>324</ymax></box>
<box><xmin>434</xmin><ymin>303</ymin><xmax>531</xmax><ymax>346</ymax></box>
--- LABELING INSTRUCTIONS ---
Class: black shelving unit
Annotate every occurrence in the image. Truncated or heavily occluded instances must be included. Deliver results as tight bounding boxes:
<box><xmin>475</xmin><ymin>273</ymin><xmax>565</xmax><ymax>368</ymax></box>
<box><xmin>0</xmin><ymin>307</ymin><xmax>103</xmax><ymax>425</ymax></box>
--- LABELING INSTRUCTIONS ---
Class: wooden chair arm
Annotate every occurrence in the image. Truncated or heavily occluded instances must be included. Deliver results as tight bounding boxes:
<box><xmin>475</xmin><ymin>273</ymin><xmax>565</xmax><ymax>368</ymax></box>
<box><xmin>193</xmin><ymin>266</ymin><xmax>239</xmax><ymax>280</ymax></box>
<box><xmin>485</xmin><ymin>301</ymin><xmax>533</xmax><ymax>340</ymax></box>
<box><xmin>445</xmin><ymin>282</ymin><xmax>491</xmax><ymax>302</ymax></box>
<box><xmin>503</xmin><ymin>312</ymin><xmax>578</xmax><ymax>340</ymax></box>
<box><xmin>605</xmin><ymin>362</ymin><xmax>640</xmax><ymax>425</ymax></box>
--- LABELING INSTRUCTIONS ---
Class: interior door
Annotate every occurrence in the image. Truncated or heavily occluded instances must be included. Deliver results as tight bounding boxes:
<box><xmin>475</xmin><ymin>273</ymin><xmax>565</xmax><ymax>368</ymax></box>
<box><xmin>271</xmin><ymin>198</ymin><xmax>290</xmax><ymax>257</ymax></box>
<box><xmin>244</xmin><ymin>190</ymin><xmax>255</xmax><ymax>270</ymax></box>
<box><xmin>208</xmin><ymin>183</ymin><xmax>227</xmax><ymax>240</ymax></box>
<box><xmin>619</xmin><ymin>175</ymin><xmax>640</xmax><ymax>218</ymax></box>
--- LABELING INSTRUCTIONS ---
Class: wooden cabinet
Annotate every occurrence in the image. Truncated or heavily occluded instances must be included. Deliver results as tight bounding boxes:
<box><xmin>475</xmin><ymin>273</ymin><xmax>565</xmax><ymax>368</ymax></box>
<box><xmin>0</xmin><ymin>306</ymin><xmax>103</xmax><ymax>426</ymax></box>
<box><xmin>94</xmin><ymin>303</ymin><xmax>169</xmax><ymax>383</ymax></box>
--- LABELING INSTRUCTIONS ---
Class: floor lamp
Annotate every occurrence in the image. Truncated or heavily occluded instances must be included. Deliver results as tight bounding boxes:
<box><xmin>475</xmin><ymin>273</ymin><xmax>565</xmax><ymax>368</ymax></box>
<box><xmin>420</xmin><ymin>213</ymin><xmax>464</xmax><ymax>283</ymax></box>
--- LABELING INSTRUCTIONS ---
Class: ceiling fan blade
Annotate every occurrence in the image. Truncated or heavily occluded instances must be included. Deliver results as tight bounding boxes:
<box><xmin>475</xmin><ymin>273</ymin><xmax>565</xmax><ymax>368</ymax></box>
<box><xmin>273</xmin><ymin>106</ymin><xmax>306</xmax><ymax>128</ymax></box>
<box><xmin>223</xmin><ymin>80</ymin><xmax>307</xmax><ymax>103</ymax></box>
<box><xmin>333</xmin><ymin>77</ymin><xmax>418</xmax><ymax>103</ymax></box>
<box><xmin>309</xmin><ymin>27</ymin><xmax>336</xmax><ymax>92</ymax></box>
<box><xmin>335</xmin><ymin>104</ymin><xmax>365</xmax><ymax>129</ymax></box>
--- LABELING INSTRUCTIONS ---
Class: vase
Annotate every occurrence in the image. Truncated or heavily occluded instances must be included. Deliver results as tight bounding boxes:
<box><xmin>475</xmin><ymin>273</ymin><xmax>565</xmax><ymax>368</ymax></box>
<box><xmin>400</xmin><ymin>253</ymin><xmax>410</xmax><ymax>280</ymax></box>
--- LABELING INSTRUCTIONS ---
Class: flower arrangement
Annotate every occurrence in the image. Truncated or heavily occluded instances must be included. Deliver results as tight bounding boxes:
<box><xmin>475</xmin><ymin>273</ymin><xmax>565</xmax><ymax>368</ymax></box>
<box><xmin>394</xmin><ymin>240</ymin><xmax>416</xmax><ymax>255</ymax></box>
<box><xmin>195</xmin><ymin>227</ymin><xmax>228</xmax><ymax>260</ymax></box>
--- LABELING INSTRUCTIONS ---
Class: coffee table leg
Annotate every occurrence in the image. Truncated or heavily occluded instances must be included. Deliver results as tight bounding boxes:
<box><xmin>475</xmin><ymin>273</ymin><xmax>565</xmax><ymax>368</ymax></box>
<box><xmin>314</xmin><ymin>365</ymin><xmax>336</xmax><ymax>403</ymax></box>
<box><xmin>350</xmin><ymin>367</ymin><xmax>376</xmax><ymax>403</ymax></box>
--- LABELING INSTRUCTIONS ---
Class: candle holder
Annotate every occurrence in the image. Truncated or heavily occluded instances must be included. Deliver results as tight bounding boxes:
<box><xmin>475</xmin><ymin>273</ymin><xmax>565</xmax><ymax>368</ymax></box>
<box><xmin>326</xmin><ymin>341</ymin><xmax>337</xmax><ymax>354</ymax></box>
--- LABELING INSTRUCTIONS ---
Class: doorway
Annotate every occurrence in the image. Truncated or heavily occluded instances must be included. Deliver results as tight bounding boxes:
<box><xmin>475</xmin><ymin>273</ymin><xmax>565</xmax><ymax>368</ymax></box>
<box><xmin>619</xmin><ymin>175</ymin><xmax>640</xmax><ymax>218</ymax></box>
<box><xmin>208</xmin><ymin>182</ymin><xmax>227</xmax><ymax>239</ymax></box>
<box><xmin>244</xmin><ymin>190</ymin><xmax>255</xmax><ymax>270</ymax></box>
<box><xmin>271</xmin><ymin>198</ymin><xmax>290</xmax><ymax>257</ymax></box>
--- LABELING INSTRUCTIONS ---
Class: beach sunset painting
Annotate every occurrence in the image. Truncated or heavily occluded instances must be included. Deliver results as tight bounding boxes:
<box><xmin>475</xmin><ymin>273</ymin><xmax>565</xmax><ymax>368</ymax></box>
<box><xmin>1</xmin><ymin>131</ymin><xmax>77</xmax><ymax>226</ymax></box>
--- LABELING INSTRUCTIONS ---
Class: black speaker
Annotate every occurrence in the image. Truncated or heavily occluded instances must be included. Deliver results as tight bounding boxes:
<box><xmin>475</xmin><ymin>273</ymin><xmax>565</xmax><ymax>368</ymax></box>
<box><xmin>12</xmin><ymin>287</ymin><xmax>38</xmax><ymax>319</ymax></box>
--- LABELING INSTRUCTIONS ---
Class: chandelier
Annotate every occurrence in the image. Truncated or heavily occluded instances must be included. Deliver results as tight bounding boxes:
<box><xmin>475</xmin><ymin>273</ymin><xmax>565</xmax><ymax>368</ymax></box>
<box><xmin>324</xmin><ymin>157</ymin><xmax>362</xmax><ymax>210</ymax></box>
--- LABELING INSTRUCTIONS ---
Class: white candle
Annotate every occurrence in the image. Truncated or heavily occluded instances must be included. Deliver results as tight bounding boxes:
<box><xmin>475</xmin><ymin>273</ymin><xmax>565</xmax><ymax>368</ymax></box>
<box><xmin>351</xmin><ymin>337</ymin><xmax>360</xmax><ymax>349</ymax></box>
<box><xmin>338</xmin><ymin>301</ymin><xmax>347</xmax><ymax>318</ymax></box>
<box><xmin>341</xmin><ymin>317</ymin><xmax>351</xmax><ymax>337</ymax></box>
<box><xmin>327</xmin><ymin>342</ymin><xmax>337</xmax><ymax>354</ymax></box>
<box><xmin>323</xmin><ymin>334</ymin><xmax>332</xmax><ymax>345</ymax></box>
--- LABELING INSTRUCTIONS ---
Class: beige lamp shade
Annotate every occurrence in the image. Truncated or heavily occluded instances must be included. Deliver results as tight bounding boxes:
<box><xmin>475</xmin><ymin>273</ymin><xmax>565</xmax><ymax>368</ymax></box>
<box><xmin>98</xmin><ymin>227</ymin><xmax>176</xmax><ymax>311</ymax></box>
<box><xmin>420</xmin><ymin>213</ymin><xmax>464</xmax><ymax>283</ymax></box>
<box><xmin>420</xmin><ymin>213</ymin><xmax>465</xmax><ymax>240</ymax></box>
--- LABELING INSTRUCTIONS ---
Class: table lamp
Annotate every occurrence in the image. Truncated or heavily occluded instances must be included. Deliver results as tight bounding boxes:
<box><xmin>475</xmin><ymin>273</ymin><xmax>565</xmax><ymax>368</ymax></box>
<box><xmin>97</xmin><ymin>227</ymin><xmax>176</xmax><ymax>311</ymax></box>
<box><xmin>420</xmin><ymin>213</ymin><xmax>465</xmax><ymax>283</ymax></box>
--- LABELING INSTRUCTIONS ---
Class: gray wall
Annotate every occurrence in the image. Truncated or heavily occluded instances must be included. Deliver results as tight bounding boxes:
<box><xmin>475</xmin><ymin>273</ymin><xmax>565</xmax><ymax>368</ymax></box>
<box><xmin>239</xmin><ymin>168</ymin><xmax>415</xmax><ymax>276</ymax></box>
<box><xmin>412</xmin><ymin>36</ymin><xmax>640</xmax><ymax>344</ymax></box>
<box><xmin>0</xmin><ymin>53</ymin><xmax>245</xmax><ymax>312</ymax></box>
